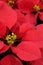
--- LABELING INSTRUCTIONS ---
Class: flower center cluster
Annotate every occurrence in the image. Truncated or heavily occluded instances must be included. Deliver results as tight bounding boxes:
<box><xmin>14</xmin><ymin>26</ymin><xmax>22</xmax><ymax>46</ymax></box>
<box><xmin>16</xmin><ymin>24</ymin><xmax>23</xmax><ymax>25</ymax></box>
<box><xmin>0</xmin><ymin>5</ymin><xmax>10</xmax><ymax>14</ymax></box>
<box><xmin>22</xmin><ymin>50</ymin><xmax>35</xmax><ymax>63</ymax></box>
<box><xmin>8</xmin><ymin>0</ymin><xmax>14</xmax><ymax>7</ymax></box>
<box><xmin>6</xmin><ymin>33</ymin><xmax>17</xmax><ymax>45</ymax></box>
<box><xmin>33</xmin><ymin>5</ymin><xmax>40</xmax><ymax>11</ymax></box>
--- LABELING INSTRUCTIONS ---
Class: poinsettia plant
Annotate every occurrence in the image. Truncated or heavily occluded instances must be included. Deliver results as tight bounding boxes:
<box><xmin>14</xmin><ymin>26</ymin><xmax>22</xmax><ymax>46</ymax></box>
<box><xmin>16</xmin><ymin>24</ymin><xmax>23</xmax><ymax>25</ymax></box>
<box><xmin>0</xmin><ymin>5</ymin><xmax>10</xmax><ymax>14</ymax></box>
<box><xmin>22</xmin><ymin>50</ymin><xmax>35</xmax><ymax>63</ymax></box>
<box><xmin>0</xmin><ymin>0</ymin><xmax>43</xmax><ymax>65</ymax></box>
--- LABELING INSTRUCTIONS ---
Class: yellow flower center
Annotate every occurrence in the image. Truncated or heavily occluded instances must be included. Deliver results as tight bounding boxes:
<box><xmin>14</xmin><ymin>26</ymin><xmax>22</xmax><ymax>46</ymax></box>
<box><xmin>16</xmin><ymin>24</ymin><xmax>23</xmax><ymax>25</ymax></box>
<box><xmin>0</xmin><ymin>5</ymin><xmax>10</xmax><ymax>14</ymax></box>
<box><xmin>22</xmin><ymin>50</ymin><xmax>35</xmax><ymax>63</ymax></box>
<box><xmin>33</xmin><ymin>5</ymin><xmax>40</xmax><ymax>11</ymax></box>
<box><xmin>8</xmin><ymin>0</ymin><xmax>14</xmax><ymax>7</ymax></box>
<box><xmin>6</xmin><ymin>33</ymin><xmax>17</xmax><ymax>45</ymax></box>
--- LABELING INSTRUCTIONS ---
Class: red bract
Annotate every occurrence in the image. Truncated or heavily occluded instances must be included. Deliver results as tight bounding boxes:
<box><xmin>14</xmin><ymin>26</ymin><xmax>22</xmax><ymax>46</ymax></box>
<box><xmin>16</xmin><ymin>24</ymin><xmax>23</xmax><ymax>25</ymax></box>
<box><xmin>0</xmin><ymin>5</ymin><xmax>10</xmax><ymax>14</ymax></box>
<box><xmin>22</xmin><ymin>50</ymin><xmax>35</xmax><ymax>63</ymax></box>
<box><xmin>27</xmin><ymin>59</ymin><xmax>43</xmax><ymax>65</ymax></box>
<box><xmin>14</xmin><ymin>9</ymin><xmax>28</xmax><ymax>25</ymax></box>
<box><xmin>15</xmin><ymin>9</ymin><xmax>37</xmax><ymax>25</ymax></box>
<box><xmin>0</xmin><ymin>0</ymin><xmax>7</xmax><ymax>2</ymax></box>
<box><xmin>24</xmin><ymin>13</ymin><xmax>37</xmax><ymax>25</ymax></box>
<box><xmin>17</xmin><ymin>0</ymin><xmax>43</xmax><ymax>21</ymax></box>
<box><xmin>30</xmin><ymin>49</ymin><xmax>43</xmax><ymax>65</ymax></box>
<box><xmin>23</xmin><ymin>24</ymin><xmax>43</xmax><ymax>48</ymax></box>
<box><xmin>0</xmin><ymin>1</ymin><xmax>17</xmax><ymax>29</ymax></box>
<box><xmin>0</xmin><ymin>54</ymin><xmax>23</xmax><ymax>65</ymax></box>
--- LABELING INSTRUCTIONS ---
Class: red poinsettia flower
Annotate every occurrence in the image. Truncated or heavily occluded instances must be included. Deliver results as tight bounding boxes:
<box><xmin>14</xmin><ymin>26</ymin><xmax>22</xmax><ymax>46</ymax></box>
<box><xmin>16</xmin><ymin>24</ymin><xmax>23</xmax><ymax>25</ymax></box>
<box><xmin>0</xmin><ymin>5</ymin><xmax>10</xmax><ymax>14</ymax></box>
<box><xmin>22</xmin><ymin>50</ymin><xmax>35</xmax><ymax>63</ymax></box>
<box><xmin>17</xmin><ymin>0</ymin><xmax>43</xmax><ymax>21</ymax></box>
<box><xmin>0</xmin><ymin>21</ymin><xmax>41</xmax><ymax>61</ymax></box>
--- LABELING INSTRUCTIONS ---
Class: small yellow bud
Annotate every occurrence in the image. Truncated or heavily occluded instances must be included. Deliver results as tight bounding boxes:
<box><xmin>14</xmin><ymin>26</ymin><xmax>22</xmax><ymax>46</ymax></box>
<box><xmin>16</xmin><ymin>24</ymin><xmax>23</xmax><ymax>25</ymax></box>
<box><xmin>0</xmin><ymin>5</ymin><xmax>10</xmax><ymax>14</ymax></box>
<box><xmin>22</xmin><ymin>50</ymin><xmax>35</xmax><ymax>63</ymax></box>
<box><xmin>33</xmin><ymin>5</ymin><xmax>40</xmax><ymax>11</ymax></box>
<box><xmin>8</xmin><ymin>0</ymin><xmax>14</xmax><ymax>6</ymax></box>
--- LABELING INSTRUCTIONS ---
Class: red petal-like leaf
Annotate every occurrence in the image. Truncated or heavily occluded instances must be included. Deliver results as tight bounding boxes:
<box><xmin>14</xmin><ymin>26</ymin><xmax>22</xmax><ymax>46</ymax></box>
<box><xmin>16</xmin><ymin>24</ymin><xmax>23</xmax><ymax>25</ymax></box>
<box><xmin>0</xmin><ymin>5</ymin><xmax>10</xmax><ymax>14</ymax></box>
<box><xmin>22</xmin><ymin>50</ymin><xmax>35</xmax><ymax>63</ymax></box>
<box><xmin>0</xmin><ymin>1</ymin><xmax>17</xmax><ymax>29</ymax></box>
<box><xmin>19</xmin><ymin>23</ymin><xmax>34</xmax><ymax>36</ymax></box>
<box><xmin>23</xmin><ymin>25</ymin><xmax>43</xmax><ymax>48</ymax></box>
<box><xmin>0</xmin><ymin>41</ymin><xmax>4</xmax><ymax>50</ymax></box>
<box><xmin>12</xmin><ymin>41</ymin><xmax>41</xmax><ymax>61</ymax></box>
<box><xmin>31</xmin><ymin>59</ymin><xmax>43</xmax><ymax>65</ymax></box>
<box><xmin>0</xmin><ymin>44</ymin><xmax>10</xmax><ymax>54</ymax></box>
<box><xmin>25</xmin><ymin>14</ymin><xmax>37</xmax><ymax>25</ymax></box>
<box><xmin>1</xmin><ymin>54</ymin><xmax>23</xmax><ymax>65</ymax></box>
<box><xmin>0</xmin><ymin>22</ymin><xmax>6</xmax><ymax>38</ymax></box>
